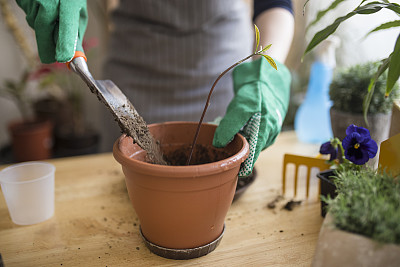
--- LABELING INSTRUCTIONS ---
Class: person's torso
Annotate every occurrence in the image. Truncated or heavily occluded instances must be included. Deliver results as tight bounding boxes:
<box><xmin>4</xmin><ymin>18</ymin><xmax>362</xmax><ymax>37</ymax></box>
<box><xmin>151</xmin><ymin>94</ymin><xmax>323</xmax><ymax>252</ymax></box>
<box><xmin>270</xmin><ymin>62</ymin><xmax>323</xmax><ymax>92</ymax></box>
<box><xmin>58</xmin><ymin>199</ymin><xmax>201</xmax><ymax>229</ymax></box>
<box><xmin>104</xmin><ymin>0</ymin><xmax>253</xmax><ymax>123</ymax></box>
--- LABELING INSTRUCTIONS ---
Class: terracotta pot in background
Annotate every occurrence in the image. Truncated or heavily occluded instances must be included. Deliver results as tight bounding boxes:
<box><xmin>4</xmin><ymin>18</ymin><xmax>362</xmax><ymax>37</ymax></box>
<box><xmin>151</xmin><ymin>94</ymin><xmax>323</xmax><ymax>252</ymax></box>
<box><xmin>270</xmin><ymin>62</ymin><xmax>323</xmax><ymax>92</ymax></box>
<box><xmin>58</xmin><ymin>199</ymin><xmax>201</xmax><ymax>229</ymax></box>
<box><xmin>8</xmin><ymin>119</ymin><xmax>53</xmax><ymax>162</ymax></box>
<box><xmin>113</xmin><ymin>122</ymin><xmax>249</xmax><ymax>259</ymax></box>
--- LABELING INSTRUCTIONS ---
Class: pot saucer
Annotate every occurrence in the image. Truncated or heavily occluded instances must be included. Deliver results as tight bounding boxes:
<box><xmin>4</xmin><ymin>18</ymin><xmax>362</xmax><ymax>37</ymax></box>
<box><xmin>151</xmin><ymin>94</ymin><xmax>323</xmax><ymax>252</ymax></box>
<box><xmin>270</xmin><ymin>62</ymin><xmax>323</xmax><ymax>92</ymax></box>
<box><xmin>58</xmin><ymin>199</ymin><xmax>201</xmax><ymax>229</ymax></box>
<box><xmin>140</xmin><ymin>225</ymin><xmax>225</xmax><ymax>260</ymax></box>
<box><xmin>234</xmin><ymin>168</ymin><xmax>257</xmax><ymax>201</ymax></box>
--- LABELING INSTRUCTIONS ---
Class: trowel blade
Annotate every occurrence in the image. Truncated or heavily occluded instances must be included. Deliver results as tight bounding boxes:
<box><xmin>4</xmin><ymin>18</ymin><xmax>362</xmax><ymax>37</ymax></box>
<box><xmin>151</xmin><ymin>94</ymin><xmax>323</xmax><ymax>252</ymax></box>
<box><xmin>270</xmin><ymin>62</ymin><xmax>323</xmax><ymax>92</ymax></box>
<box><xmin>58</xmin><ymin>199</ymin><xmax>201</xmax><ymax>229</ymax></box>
<box><xmin>93</xmin><ymin>79</ymin><xmax>149</xmax><ymax>148</ymax></box>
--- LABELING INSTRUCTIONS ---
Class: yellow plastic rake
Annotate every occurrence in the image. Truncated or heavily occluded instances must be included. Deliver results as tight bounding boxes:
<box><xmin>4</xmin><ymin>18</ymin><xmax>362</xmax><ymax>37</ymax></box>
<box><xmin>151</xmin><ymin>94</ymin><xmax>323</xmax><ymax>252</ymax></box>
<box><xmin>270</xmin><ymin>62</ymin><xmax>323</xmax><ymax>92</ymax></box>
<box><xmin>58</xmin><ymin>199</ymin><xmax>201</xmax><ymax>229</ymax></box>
<box><xmin>282</xmin><ymin>154</ymin><xmax>330</xmax><ymax>198</ymax></box>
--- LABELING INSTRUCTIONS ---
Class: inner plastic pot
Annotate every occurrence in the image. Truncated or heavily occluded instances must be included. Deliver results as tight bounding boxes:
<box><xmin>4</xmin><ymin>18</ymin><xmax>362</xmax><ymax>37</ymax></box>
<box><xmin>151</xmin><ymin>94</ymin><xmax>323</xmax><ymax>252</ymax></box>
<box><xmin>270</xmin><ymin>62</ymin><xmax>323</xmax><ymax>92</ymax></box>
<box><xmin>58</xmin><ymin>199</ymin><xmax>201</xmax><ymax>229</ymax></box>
<box><xmin>113</xmin><ymin>121</ymin><xmax>249</xmax><ymax>258</ymax></box>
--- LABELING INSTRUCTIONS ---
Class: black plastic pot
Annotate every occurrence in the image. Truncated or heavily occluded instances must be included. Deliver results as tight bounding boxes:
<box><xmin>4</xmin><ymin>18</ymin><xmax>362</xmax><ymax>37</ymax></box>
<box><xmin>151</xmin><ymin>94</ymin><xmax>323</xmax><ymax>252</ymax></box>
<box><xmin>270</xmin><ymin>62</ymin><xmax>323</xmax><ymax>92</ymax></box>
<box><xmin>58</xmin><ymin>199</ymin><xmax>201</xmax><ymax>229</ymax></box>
<box><xmin>233</xmin><ymin>168</ymin><xmax>257</xmax><ymax>201</ymax></box>
<box><xmin>54</xmin><ymin>129</ymin><xmax>100</xmax><ymax>158</ymax></box>
<box><xmin>317</xmin><ymin>169</ymin><xmax>337</xmax><ymax>217</ymax></box>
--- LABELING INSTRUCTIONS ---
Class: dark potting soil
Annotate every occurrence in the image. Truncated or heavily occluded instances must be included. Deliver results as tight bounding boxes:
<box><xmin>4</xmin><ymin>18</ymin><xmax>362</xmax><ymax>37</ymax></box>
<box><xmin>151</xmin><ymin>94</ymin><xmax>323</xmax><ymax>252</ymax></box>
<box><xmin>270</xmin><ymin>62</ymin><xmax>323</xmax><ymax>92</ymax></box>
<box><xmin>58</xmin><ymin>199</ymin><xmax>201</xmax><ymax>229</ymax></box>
<box><xmin>163</xmin><ymin>144</ymin><xmax>235</xmax><ymax>166</ymax></box>
<box><xmin>112</xmin><ymin>95</ymin><xmax>231</xmax><ymax>166</ymax></box>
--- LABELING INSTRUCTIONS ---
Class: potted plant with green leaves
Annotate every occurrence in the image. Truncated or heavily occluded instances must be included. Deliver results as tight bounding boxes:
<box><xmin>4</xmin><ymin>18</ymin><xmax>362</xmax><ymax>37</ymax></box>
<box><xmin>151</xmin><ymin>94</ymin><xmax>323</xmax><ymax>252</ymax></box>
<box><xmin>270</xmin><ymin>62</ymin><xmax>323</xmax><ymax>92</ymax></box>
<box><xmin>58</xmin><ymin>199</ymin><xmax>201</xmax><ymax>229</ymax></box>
<box><xmin>0</xmin><ymin>71</ymin><xmax>54</xmax><ymax>162</ymax></box>
<box><xmin>303</xmin><ymin>0</ymin><xmax>400</xmax><ymax>122</ymax></box>
<box><xmin>113</xmin><ymin>25</ymin><xmax>290</xmax><ymax>259</ymax></box>
<box><xmin>328</xmin><ymin>61</ymin><xmax>400</xmax><ymax>144</ymax></box>
<box><xmin>312</xmin><ymin>167</ymin><xmax>400</xmax><ymax>267</ymax></box>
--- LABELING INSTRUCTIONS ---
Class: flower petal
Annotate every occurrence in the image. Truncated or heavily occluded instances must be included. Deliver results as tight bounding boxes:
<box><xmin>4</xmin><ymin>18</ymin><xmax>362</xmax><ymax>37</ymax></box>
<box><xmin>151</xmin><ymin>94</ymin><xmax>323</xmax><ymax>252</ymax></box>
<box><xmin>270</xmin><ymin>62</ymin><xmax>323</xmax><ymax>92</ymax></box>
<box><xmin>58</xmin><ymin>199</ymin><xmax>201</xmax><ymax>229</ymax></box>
<box><xmin>319</xmin><ymin>141</ymin><xmax>338</xmax><ymax>161</ymax></box>
<box><xmin>345</xmin><ymin>124</ymin><xmax>358</xmax><ymax>136</ymax></box>
<box><xmin>364</xmin><ymin>139</ymin><xmax>378</xmax><ymax>159</ymax></box>
<box><xmin>345</xmin><ymin>124</ymin><xmax>371</xmax><ymax>140</ymax></box>
<box><xmin>355</xmin><ymin>126</ymin><xmax>371</xmax><ymax>139</ymax></box>
<box><xmin>320</xmin><ymin>142</ymin><xmax>333</xmax><ymax>154</ymax></box>
<box><xmin>345</xmin><ymin>146</ymin><xmax>369</xmax><ymax>165</ymax></box>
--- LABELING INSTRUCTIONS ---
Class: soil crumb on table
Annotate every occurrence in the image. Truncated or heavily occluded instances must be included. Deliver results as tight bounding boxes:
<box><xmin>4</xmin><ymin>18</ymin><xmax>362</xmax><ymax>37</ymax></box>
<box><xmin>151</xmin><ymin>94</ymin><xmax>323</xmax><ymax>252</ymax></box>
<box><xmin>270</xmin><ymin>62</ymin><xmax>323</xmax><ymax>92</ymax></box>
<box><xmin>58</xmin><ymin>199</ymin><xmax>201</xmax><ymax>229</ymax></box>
<box><xmin>267</xmin><ymin>195</ymin><xmax>284</xmax><ymax>209</ymax></box>
<box><xmin>283</xmin><ymin>200</ymin><xmax>302</xmax><ymax>211</ymax></box>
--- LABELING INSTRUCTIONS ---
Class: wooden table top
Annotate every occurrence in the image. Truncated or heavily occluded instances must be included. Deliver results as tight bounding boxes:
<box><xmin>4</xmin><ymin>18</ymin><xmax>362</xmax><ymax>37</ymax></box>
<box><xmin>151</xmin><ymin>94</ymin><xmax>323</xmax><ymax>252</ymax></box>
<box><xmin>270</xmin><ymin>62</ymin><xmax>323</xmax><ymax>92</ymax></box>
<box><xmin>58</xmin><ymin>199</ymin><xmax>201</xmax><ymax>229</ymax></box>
<box><xmin>0</xmin><ymin>131</ymin><xmax>324</xmax><ymax>267</ymax></box>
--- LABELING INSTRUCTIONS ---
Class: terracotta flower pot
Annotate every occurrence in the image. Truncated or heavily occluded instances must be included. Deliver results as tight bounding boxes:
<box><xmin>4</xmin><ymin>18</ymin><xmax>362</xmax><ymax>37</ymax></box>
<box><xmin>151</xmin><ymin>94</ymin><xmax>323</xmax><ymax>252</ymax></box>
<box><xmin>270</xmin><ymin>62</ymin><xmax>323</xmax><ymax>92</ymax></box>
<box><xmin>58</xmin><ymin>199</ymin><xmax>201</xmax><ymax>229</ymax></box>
<box><xmin>8</xmin><ymin>119</ymin><xmax>53</xmax><ymax>162</ymax></box>
<box><xmin>113</xmin><ymin>122</ymin><xmax>249</xmax><ymax>259</ymax></box>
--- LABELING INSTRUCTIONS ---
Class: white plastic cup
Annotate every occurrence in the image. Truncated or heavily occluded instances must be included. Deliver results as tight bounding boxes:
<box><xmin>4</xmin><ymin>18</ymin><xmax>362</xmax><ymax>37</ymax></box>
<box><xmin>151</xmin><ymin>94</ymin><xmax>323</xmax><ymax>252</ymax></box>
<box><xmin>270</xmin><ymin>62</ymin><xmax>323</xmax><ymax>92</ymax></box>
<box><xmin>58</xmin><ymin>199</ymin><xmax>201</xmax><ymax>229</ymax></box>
<box><xmin>0</xmin><ymin>161</ymin><xmax>55</xmax><ymax>225</ymax></box>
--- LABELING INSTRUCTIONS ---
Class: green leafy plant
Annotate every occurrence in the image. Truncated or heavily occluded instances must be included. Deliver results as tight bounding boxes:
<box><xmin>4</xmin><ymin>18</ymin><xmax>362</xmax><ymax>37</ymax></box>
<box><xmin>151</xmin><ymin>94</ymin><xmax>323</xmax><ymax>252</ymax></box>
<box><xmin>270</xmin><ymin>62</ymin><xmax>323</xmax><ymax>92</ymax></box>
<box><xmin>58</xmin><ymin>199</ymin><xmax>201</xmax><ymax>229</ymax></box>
<box><xmin>303</xmin><ymin>0</ymin><xmax>400</xmax><ymax>121</ymax></box>
<box><xmin>320</xmin><ymin>124</ymin><xmax>400</xmax><ymax>244</ymax></box>
<box><xmin>0</xmin><ymin>0</ymin><xmax>38</xmax><ymax>121</ymax></box>
<box><xmin>0</xmin><ymin>71</ymin><xmax>31</xmax><ymax>121</ymax></box>
<box><xmin>329</xmin><ymin>61</ymin><xmax>400</xmax><ymax>114</ymax></box>
<box><xmin>323</xmin><ymin>167</ymin><xmax>400</xmax><ymax>245</ymax></box>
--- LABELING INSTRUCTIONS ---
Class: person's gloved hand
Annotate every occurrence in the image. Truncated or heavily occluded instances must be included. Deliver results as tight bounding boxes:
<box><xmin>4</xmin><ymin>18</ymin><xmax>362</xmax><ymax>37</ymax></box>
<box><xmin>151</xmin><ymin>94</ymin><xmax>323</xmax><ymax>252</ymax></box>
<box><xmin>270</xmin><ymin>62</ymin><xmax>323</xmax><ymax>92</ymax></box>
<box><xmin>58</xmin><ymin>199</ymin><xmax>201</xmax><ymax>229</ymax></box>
<box><xmin>213</xmin><ymin>57</ymin><xmax>291</xmax><ymax>176</ymax></box>
<box><xmin>16</xmin><ymin>0</ymin><xmax>88</xmax><ymax>64</ymax></box>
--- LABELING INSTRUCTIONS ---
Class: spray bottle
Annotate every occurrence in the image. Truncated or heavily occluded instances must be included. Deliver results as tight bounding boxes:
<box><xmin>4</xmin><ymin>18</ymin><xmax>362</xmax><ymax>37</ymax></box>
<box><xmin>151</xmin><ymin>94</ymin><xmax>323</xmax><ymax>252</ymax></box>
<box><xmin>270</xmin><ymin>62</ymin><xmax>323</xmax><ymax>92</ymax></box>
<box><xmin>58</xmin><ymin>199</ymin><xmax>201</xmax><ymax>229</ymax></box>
<box><xmin>294</xmin><ymin>36</ymin><xmax>340</xmax><ymax>143</ymax></box>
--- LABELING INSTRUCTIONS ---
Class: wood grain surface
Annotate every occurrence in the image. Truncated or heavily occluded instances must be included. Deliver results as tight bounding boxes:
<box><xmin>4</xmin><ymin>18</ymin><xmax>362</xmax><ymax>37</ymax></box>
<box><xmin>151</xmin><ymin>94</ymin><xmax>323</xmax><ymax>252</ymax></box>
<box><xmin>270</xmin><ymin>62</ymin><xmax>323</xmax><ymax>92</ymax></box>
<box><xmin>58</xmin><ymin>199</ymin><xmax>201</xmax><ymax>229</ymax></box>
<box><xmin>0</xmin><ymin>131</ymin><xmax>324</xmax><ymax>267</ymax></box>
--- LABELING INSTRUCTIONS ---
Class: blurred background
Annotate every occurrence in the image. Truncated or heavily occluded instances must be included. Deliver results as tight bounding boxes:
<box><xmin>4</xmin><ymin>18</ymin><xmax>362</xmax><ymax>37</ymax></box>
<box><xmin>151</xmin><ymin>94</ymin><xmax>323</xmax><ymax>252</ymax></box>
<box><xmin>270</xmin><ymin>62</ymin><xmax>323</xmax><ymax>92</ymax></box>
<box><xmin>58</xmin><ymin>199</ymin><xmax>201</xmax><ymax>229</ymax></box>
<box><xmin>0</xmin><ymin>0</ymin><xmax>398</xmax><ymax>162</ymax></box>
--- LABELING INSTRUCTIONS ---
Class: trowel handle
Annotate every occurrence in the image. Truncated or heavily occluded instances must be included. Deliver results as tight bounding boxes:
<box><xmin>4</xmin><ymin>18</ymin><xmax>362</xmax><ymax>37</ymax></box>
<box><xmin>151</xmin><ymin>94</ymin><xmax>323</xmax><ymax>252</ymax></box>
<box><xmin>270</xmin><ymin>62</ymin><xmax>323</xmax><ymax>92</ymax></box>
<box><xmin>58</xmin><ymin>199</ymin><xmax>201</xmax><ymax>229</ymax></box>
<box><xmin>66</xmin><ymin>51</ymin><xmax>87</xmax><ymax>69</ymax></box>
<box><xmin>68</xmin><ymin>51</ymin><xmax>97</xmax><ymax>89</ymax></box>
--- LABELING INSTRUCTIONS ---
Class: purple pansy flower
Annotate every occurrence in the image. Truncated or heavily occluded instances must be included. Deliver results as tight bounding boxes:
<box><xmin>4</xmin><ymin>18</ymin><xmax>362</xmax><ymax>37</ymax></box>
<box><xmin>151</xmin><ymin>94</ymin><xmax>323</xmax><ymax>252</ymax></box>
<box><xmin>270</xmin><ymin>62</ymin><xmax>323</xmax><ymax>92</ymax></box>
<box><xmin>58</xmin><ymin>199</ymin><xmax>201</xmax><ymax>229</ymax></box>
<box><xmin>342</xmin><ymin>125</ymin><xmax>378</xmax><ymax>165</ymax></box>
<box><xmin>319</xmin><ymin>141</ymin><xmax>338</xmax><ymax>161</ymax></box>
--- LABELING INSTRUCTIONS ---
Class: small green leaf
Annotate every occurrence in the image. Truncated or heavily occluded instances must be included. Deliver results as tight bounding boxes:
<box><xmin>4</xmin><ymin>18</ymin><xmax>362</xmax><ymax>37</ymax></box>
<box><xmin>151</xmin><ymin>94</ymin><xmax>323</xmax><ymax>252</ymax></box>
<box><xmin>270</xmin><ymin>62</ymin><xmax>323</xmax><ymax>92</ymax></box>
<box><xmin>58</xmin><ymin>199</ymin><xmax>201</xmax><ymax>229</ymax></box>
<box><xmin>303</xmin><ymin>11</ymin><xmax>355</xmax><ymax>59</ymax></box>
<box><xmin>365</xmin><ymin>20</ymin><xmax>400</xmax><ymax>37</ymax></box>
<box><xmin>387</xmin><ymin>34</ymin><xmax>400</xmax><ymax>96</ymax></box>
<box><xmin>261</xmin><ymin>44</ymin><xmax>272</xmax><ymax>53</ymax></box>
<box><xmin>384</xmin><ymin>2</ymin><xmax>400</xmax><ymax>14</ymax></box>
<box><xmin>306</xmin><ymin>0</ymin><xmax>346</xmax><ymax>32</ymax></box>
<box><xmin>303</xmin><ymin>2</ymin><xmax>397</xmax><ymax>60</ymax></box>
<box><xmin>363</xmin><ymin>57</ymin><xmax>390</xmax><ymax>123</ymax></box>
<box><xmin>254</xmin><ymin>24</ymin><xmax>260</xmax><ymax>54</ymax></box>
<box><xmin>262</xmin><ymin>55</ymin><xmax>277</xmax><ymax>70</ymax></box>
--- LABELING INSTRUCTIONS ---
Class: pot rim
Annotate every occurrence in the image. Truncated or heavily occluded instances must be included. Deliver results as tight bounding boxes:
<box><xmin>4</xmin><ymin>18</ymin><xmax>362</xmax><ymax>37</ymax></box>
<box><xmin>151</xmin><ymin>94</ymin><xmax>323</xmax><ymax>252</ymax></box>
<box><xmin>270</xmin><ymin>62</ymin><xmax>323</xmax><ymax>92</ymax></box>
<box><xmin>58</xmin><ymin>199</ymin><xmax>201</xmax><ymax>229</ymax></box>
<box><xmin>113</xmin><ymin>121</ymin><xmax>250</xmax><ymax>177</ymax></box>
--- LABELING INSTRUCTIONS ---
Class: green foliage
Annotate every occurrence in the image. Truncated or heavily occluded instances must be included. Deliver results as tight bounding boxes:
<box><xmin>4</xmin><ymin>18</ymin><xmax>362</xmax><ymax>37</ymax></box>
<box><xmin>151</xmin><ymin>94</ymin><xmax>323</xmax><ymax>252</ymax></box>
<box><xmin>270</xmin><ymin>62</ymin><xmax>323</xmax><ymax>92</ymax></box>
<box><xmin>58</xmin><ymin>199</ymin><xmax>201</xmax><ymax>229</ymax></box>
<box><xmin>254</xmin><ymin>25</ymin><xmax>277</xmax><ymax>70</ymax></box>
<box><xmin>0</xmin><ymin>71</ymin><xmax>31</xmax><ymax>120</ymax></box>
<box><xmin>304</xmin><ymin>0</ymin><xmax>400</xmax><ymax>119</ymax></box>
<box><xmin>324</xmin><ymin>168</ymin><xmax>400</xmax><ymax>245</ymax></box>
<box><xmin>329</xmin><ymin>61</ymin><xmax>400</xmax><ymax>114</ymax></box>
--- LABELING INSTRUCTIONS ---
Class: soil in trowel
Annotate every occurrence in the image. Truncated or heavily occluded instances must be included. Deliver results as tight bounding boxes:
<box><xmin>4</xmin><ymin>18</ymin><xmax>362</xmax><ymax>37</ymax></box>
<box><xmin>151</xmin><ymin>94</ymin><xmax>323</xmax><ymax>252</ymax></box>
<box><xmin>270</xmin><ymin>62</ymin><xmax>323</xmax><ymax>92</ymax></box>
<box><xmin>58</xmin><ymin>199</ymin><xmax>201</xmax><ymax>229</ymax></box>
<box><xmin>118</xmin><ymin>106</ymin><xmax>167</xmax><ymax>165</ymax></box>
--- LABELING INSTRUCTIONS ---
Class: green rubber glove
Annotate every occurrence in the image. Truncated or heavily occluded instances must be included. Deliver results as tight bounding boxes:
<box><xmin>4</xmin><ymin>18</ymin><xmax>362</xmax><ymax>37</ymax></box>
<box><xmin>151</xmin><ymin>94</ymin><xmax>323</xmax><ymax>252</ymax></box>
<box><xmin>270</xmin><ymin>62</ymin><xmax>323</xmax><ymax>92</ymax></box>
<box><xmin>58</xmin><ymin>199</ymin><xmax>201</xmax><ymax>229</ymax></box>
<box><xmin>213</xmin><ymin>57</ymin><xmax>291</xmax><ymax>176</ymax></box>
<box><xmin>16</xmin><ymin>0</ymin><xmax>88</xmax><ymax>64</ymax></box>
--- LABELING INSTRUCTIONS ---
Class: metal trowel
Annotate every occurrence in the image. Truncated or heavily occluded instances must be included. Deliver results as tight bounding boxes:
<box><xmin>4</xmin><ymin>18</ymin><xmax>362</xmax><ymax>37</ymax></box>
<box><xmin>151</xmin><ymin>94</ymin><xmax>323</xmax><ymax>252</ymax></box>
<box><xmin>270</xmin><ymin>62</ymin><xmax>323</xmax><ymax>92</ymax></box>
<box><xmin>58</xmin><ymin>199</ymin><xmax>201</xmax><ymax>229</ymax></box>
<box><xmin>68</xmin><ymin>52</ymin><xmax>166</xmax><ymax>164</ymax></box>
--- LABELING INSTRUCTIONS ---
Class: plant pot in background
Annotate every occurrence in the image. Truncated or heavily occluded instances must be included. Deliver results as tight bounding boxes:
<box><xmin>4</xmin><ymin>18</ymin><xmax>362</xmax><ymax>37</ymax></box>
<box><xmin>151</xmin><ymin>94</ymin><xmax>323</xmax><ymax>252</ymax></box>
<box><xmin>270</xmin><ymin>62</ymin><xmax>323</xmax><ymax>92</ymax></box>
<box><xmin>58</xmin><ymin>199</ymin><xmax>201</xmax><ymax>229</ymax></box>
<box><xmin>113</xmin><ymin>122</ymin><xmax>249</xmax><ymax>260</ymax></box>
<box><xmin>330</xmin><ymin>108</ymin><xmax>391</xmax><ymax>143</ymax></box>
<box><xmin>317</xmin><ymin>169</ymin><xmax>337</xmax><ymax>218</ymax></box>
<box><xmin>34</xmin><ymin>97</ymin><xmax>73</xmax><ymax>134</ymax></box>
<box><xmin>330</xmin><ymin>108</ymin><xmax>391</xmax><ymax>167</ymax></box>
<box><xmin>54</xmin><ymin>129</ymin><xmax>100</xmax><ymax>158</ymax></box>
<box><xmin>8</xmin><ymin>119</ymin><xmax>53</xmax><ymax>162</ymax></box>
<box><xmin>34</xmin><ymin>97</ymin><xmax>101</xmax><ymax>157</ymax></box>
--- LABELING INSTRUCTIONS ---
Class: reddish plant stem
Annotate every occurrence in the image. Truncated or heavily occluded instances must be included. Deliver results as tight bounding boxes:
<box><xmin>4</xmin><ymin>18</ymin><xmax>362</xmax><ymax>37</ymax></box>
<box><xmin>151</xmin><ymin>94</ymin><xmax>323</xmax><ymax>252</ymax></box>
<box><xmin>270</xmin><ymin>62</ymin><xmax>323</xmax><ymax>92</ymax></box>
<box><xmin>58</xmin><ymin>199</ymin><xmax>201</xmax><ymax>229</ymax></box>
<box><xmin>186</xmin><ymin>53</ymin><xmax>256</xmax><ymax>165</ymax></box>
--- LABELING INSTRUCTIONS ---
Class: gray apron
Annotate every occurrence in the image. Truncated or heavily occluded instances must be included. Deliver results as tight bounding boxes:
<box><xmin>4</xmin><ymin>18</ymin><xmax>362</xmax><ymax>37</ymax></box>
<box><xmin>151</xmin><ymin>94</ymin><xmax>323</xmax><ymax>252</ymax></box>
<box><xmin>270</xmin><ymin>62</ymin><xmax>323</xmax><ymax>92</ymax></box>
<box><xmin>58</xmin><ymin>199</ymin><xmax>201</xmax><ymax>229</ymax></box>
<box><xmin>101</xmin><ymin>0</ymin><xmax>253</xmax><ymax>151</ymax></box>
